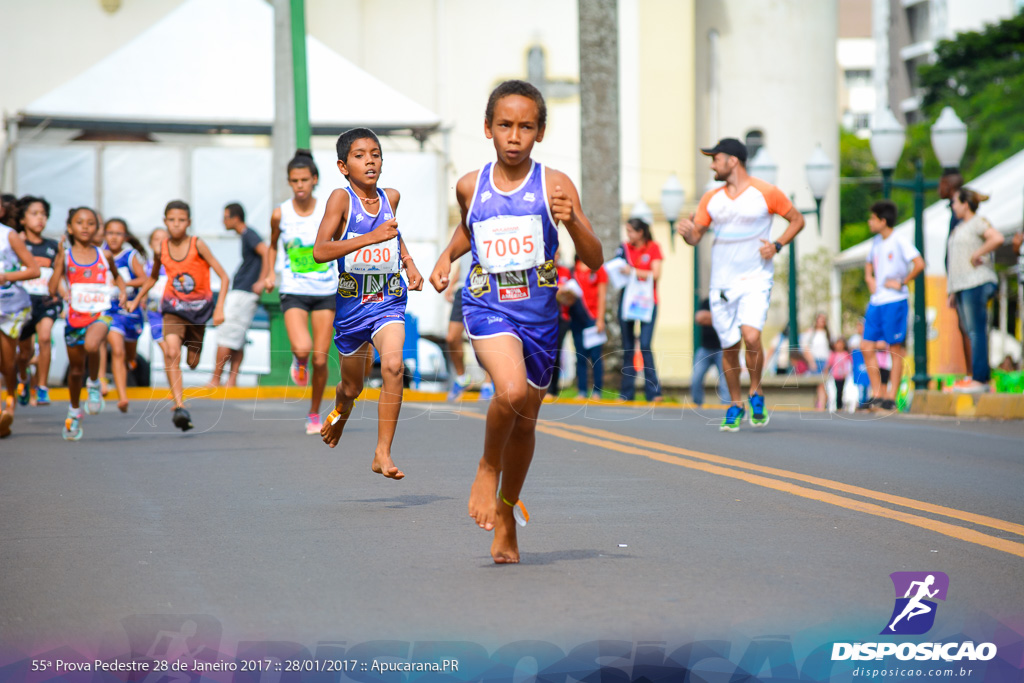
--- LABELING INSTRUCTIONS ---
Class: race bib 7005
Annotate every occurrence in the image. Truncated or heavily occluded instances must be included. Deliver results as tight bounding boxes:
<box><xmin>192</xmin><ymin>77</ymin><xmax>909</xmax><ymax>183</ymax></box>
<box><xmin>472</xmin><ymin>214</ymin><xmax>545</xmax><ymax>274</ymax></box>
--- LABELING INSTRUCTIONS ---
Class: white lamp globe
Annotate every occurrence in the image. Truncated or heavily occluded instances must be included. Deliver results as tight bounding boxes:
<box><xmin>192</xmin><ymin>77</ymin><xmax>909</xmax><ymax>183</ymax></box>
<box><xmin>870</xmin><ymin>108</ymin><xmax>906</xmax><ymax>171</ymax></box>
<box><xmin>659</xmin><ymin>174</ymin><xmax>685</xmax><ymax>223</ymax></box>
<box><xmin>805</xmin><ymin>146</ymin><xmax>834</xmax><ymax>201</ymax></box>
<box><xmin>930</xmin><ymin>106</ymin><xmax>968</xmax><ymax>171</ymax></box>
<box><xmin>748</xmin><ymin>148</ymin><xmax>779</xmax><ymax>185</ymax></box>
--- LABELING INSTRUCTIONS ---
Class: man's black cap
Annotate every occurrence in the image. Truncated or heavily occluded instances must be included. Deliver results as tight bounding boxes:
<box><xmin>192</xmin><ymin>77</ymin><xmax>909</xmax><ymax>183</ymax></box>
<box><xmin>700</xmin><ymin>138</ymin><xmax>747</xmax><ymax>163</ymax></box>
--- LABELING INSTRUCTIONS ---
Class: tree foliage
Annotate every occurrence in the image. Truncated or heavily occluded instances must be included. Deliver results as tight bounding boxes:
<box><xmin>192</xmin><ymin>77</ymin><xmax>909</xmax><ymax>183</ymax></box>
<box><xmin>837</xmin><ymin>11</ymin><xmax>1024</xmax><ymax>328</ymax></box>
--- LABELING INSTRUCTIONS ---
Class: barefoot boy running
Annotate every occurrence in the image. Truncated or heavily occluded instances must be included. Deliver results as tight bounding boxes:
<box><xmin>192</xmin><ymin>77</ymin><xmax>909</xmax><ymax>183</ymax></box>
<box><xmin>429</xmin><ymin>80</ymin><xmax>603</xmax><ymax>563</ymax></box>
<box><xmin>313</xmin><ymin>128</ymin><xmax>423</xmax><ymax>479</ymax></box>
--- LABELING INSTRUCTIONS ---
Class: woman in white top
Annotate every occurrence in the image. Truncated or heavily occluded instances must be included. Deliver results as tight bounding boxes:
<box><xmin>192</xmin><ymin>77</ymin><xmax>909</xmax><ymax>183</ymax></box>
<box><xmin>266</xmin><ymin>150</ymin><xmax>337</xmax><ymax>434</ymax></box>
<box><xmin>947</xmin><ymin>188</ymin><xmax>1004</xmax><ymax>392</ymax></box>
<box><xmin>801</xmin><ymin>312</ymin><xmax>832</xmax><ymax>410</ymax></box>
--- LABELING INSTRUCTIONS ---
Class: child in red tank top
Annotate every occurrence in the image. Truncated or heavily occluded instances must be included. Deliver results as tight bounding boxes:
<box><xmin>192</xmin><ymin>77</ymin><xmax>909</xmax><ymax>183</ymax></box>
<box><xmin>48</xmin><ymin>207</ymin><xmax>127</xmax><ymax>441</ymax></box>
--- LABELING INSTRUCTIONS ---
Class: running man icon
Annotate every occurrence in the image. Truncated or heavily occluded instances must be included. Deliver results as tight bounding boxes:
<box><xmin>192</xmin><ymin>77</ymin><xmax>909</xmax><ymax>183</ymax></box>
<box><xmin>882</xmin><ymin>571</ymin><xmax>949</xmax><ymax>635</ymax></box>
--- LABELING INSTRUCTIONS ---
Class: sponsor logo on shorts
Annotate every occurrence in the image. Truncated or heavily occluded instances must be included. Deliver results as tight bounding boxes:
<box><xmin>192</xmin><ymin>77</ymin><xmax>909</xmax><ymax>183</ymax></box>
<box><xmin>486</xmin><ymin>315</ymin><xmax>503</xmax><ymax>325</ymax></box>
<box><xmin>337</xmin><ymin>272</ymin><xmax>358</xmax><ymax>298</ymax></box>
<box><xmin>536</xmin><ymin>260</ymin><xmax>557</xmax><ymax>288</ymax></box>
<box><xmin>362</xmin><ymin>274</ymin><xmax>385</xmax><ymax>304</ymax></box>
<box><xmin>468</xmin><ymin>265</ymin><xmax>490</xmax><ymax>298</ymax></box>
<box><xmin>387</xmin><ymin>274</ymin><xmax>404</xmax><ymax>297</ymax></box>
<box><xmin>497</xmin><ymin>270</ymin><xmax>530</xmax><ymax>302</ymax></box>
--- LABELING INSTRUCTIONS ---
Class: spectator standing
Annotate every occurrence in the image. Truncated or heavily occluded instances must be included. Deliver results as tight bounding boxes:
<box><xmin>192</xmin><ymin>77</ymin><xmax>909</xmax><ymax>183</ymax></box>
<box><xmin>692</xmin><ymin>297</ymin><xmax>727</xmax><ymax>406</ymax></box>
<box><xmin>210</xmin><ymin>203</ymin><xmax>269</xmax><ymax>388</ymax></box>
<box><xmin>801</xmin><ymin>312</ymin><xmax>832</xmax><ymax>411</ymax></box>
<box><xmin>947</xmin><ymin>188</ymin><xmax>1004</xmax><ymax>393</ymax></box>
<box><xmin>828</xmin><ymin>337</ymin><xmax>853</xmax><ymax>412</ymax></box>
<box><xmin>570</xmin><ymin>255</ymin><xmax>607</xmax><ymax>399</ymax></box>
<box><xmin>861</xmin><ymin>200</ymin><xmax>925</xmax><ymax>411</ymax></box>
<box><xmin>616</xmin><ymin>217</ymin><xmax>663</xmax><ymax>402</ymax></box>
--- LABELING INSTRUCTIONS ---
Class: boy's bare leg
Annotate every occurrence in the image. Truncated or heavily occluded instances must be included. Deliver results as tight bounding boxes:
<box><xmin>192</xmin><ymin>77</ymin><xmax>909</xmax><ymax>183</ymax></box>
<box><xmin>888</xmin><ymin>343</ymin><xmax>905</xmax><ymax>401</ymax></box>
<box><xmin>466</xmin><ymin>335</ymin><xmax>531</xmax><ymax>534</ymax></box>
<box><xmin>209</xmin><ymin>346</ymin><xmax>231</xmax><ymax>387</ymax></box>
<box><xmin>97</xmin><ymin>336</ymin><xmax>108</xmax><ymax>393</ymax></box>
<box><xmin>370</xmin><ymin>323</ymin><xmax>406</xmax><ymax>479</ymax></box>
<box><xmin>164</xmin><ymin>334</ymin><xmax>186</xmax><ymax>408</ymax></box>
<box><xmin>310</xmin><ymin>309</ymin><xmax>335</xmax><ymax>416</ymax></box>
<box><xmin>491</xmin><ymin>384</ymin><xmax>545</xmax><ymax>564</ymax></box>
<box><xmin>227</xmin><ymin>349</ymin><xmax>243</xmax><ymax>387</ymax></box>
<box><xmin>721</xmin><ymin>342</ymin><xmax>744</xmax><ymax>405</ymax></box>
<box><xmin>108</xmin><ymin>331</ymin><xmax>130</xmax><ymax>412</ymax></box>
<box><xmin>0</xmin><ymin>332</ymin><xmax>17</xmax><ymax>412</ymax></box>
<box><xmin>741</xmin><ymin>326</ymin><xmax>765</xmax><ymax>397</ymax></box>
<box><xmin>861</xmin><ymin>340</ymin><xmax>881</xmax><ymax>400</ymax></box>
<box><xmin>37</xmin><ymin>317</ymin><xmax>55</xmax><ymax>391</ymax></box>
<box><xmin>321</xmin><ymin>344</ymin><xmax>369</xmax><ymax>449</ymax></box>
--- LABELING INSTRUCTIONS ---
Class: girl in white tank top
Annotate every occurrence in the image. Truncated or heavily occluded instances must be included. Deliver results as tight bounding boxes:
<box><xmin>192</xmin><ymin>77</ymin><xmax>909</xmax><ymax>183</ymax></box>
<box><xmin>277</xmin><ymin>196</ymin><xmax>335</xmax><ymax>296</ymax></box>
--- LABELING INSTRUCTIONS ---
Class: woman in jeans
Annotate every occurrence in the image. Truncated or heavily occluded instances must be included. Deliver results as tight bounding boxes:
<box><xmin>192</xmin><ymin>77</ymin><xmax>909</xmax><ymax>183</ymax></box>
<box><xmin>616</xmin><ymin>218</ymin><xmax>663</xmax><ymax>402</ymax></box>
<box><xmin>947</xmin><ymin>188</ymin><xmax>1004</xmax><ymax>393</ymax></box>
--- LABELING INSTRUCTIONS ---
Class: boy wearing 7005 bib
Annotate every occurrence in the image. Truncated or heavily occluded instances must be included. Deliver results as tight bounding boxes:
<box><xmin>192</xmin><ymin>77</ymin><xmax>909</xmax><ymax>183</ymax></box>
<box><xmin>429</xmin><ymin>80</ymin><xmax>603</xmax><ymax>564</ymax></box>
<box><xmin>313</xmin><ymin>128</ymin><xmax>423</xmax><ymax>480</ymax></box>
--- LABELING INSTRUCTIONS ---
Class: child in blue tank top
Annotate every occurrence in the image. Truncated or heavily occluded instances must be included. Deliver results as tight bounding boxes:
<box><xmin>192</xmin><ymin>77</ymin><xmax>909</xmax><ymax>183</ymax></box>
<box><xmin>429</xmin><ymin>80</ymin><xmax>604</xmax><ymax>564</ymax></box>
<box><xmin>313</xmin><ymin>128</ymin><xmax>424</xmax><ymax>480</ymax></box>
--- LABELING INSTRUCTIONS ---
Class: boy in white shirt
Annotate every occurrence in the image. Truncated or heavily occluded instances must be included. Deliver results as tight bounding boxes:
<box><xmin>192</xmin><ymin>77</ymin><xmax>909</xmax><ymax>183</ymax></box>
<box><xmin>862</xmin><ymin>200</ymin><xmax>925</xmax><ymax>411</ymax></box>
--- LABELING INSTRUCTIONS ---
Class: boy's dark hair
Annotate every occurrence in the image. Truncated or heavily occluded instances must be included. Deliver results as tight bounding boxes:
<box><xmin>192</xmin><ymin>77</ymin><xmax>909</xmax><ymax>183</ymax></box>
<box><xmin>0</xmin><ymin>193</ymin><xmax>17</xmax><ymax>227</ymax></box>
<box><xmin>105</xmin><ymin>217</ymin><xmax>147</xmax><ymax>260</ymax></box>
<box><xmin>287</xmin><ymin>148</ymin><xmax>319</xmax><ymax>177</ymax></box>
<box><xmin>225</xmin><ymin>202</ymin><xmax>246</xmax><ymax>222</ymax></box>
<box><xmin>485</xmin><ymin>80</ymin><xmax>547</xmax><ymax>129</ymax></box>
<box><xmin>335</xmin><ymin>128</ymin><xmax>381</xmax><ymax>164</ymax></box>
<box><xmin>164</xmin><ymin>200</ymin><xmax>191</xmax><ymax>217</ymax></box>
<box><xmin>65</xmin><ymin>206</ymin><xmax>100</xmax><ymax>245</ymax></box>
<box><xmin>627</xmin><ymin>217</ymin><xmax>653</xmax><ymax>243</ymax></box>
<box><xmin>14</xmin><ymin>195</ymin><xmax>51</xmax><ymax>232</ymax></box>
<box><xmin>870</xmin><ymin>200</ymin><xmax>897</xmax><ymax>228</ymax></box>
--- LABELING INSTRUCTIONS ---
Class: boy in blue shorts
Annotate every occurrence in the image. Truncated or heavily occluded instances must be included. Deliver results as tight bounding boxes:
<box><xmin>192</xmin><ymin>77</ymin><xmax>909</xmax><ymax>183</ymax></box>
<box><xmin>862</xmin><ymin>200</ymin><xmax>924</xmax><ymax>411</ymax></box>
<box><xmin>313</xmin><ymin>128</ymin><xmax>423</xmax><ymax>479</ymax></box>
<box><xmin>429</xmin><ymin>80</ymin><xmax>603</xmax><ymax>563</ymax></box>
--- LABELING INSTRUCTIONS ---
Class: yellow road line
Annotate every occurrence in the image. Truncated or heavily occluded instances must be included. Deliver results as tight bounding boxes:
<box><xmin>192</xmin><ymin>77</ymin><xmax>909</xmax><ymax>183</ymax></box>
<box><xmin>546</xmin><ymin>422</ymin><xmax>1024</xmax><ymax>539</ymax></box>
<box><xmin>533</xmin><ymin>423</ymin><xmax>1024</xmax><ymax>559</ymax></box>
<box><xmin>457</xmin><ymin>410</ymin><xmax>1024</xmax><ymax>558</ymax></box>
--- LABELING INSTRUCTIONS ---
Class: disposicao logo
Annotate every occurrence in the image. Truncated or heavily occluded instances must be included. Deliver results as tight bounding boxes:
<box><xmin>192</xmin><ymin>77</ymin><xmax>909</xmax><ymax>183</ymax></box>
<box><xmin>831</xmin><ymin>572</ymin><xmax>998</xmax><ymax>662</ymax></box>
<box><xmin>882</xmin><ymin>571</ymin><xmax>948</xmax><ymax>635</ymax></box>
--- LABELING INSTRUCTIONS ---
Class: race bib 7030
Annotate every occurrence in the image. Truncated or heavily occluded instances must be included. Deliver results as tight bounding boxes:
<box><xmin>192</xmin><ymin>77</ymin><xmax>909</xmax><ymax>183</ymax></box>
<box><xmin>345</xmin><ymin>234</ymin><xmax>400</xmax><ymax>275</ymax></box>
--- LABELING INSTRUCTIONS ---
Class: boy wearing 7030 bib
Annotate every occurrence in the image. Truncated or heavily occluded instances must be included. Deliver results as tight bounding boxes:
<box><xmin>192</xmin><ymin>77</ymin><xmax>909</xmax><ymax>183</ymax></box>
<box><xmin>313</xmin><ymin>128</ymin><xmax>423</xmax><ymax>480</ymax></box>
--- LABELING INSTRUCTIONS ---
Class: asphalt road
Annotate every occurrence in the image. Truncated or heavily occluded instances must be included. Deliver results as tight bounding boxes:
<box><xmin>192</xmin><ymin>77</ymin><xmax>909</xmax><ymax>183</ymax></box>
<box><xmin>1</xmin><ymin>397</ymin><xmax>1022</xmax><ymax>677</ymax></box>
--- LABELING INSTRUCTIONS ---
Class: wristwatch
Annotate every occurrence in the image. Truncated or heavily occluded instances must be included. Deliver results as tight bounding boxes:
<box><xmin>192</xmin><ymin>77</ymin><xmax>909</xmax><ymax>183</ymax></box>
<box><xmin>774</xmin><ymin>241</ymin><xmax>784</xmax><ymax>253</ymax></box>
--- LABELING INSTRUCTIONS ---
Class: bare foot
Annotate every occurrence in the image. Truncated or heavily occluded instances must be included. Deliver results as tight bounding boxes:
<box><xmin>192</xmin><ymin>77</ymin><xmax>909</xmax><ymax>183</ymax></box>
<box><xmin>205</xmin><ymin>380</ymin><xmax>220</xmax><ymax>389</ymax></box>
<box><xmin>371</xmin><ymin>448</ymin><xmax>405</xmax><ymax>480</ymax></box>
<box><xmin>118</xmin><ymin>399</ymin><xmax>129</xmax><ymax>413</ymax></box>
<box><xmin>320</xmin><ymin>406</ymin><xmax>349</xmax><ymax>448</ymax></box>
<box><xmin>468</xmin><ymin>460</ymin><xmax>499</xmax><ymax>530</ymax></box>
<box><xmin>491</xmin><ymin>503</ymin><xmax>520</xmax><ymax>564</ymax></box>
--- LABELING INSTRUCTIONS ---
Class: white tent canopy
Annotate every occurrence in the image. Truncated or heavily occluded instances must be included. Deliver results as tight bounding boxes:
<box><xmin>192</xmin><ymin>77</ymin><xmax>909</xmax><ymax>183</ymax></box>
<box><xmin>16</xmin><ymin>0</ymin><xmax>440</xmax><ymax>138</ymax></box>
<box><xmin>835</xmin><ymin>148</ymin><xmax>1024</xmax><ymax>275</ymax></box>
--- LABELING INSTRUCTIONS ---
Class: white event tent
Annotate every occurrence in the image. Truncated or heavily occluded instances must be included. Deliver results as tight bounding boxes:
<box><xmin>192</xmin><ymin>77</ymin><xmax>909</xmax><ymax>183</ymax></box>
<box><xmin>6</xmin><ymin>0</ymin><xmax>449</xmax><ymax>334</ymax></box>
<box><xmin>834</xmin><ymin>149</ymin><xmax>1024</xmax><ymax>275</ymax></box>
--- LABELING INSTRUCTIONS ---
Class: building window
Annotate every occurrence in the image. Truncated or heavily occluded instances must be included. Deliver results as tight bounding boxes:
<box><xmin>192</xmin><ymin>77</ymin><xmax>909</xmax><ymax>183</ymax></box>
<box><xmin>745</xmin><ymin>130</ymin><xmax>764</xmax><ymax>160</ymax></box>
<box><xmin>906</xmin><ymin>3</ymin><xmax>931</xmax><ymax>44</ymax></box>
<box><xmin>845</xmin><ymin>69</ymin><xmax>872</xmax><ymax>88</ymax></box>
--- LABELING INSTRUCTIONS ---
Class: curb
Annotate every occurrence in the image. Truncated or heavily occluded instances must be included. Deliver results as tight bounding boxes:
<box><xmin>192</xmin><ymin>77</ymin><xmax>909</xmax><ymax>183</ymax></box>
<box><xmin>909</xmin><ymin>390</ymin><xmax>1024</xmax><ymax>420</ymax></box>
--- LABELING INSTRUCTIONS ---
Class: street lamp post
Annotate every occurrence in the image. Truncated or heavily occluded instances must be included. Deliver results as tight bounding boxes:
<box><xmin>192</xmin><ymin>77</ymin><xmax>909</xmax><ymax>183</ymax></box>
<box><xmin>749</xmin><ymin>147</ymin><xmax>833</xmax><ymax>356</ymax></box>
<box><xmin>659</xmin><ymin>175</ymin><xmax>686</xmax><ymax>341</ymax></box>
<box><xmin>869</xmin><ymin>106</ymin><xmax>968</xmax><ymax>390</ymax></box>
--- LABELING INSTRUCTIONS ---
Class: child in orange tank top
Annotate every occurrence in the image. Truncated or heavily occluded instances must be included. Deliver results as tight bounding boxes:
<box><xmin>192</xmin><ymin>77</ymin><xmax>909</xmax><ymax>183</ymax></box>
<box><xmin>130</xmin><ymin>200</ymin><xmax>228</xmax><ymax>432</ymax></box>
